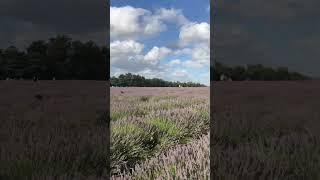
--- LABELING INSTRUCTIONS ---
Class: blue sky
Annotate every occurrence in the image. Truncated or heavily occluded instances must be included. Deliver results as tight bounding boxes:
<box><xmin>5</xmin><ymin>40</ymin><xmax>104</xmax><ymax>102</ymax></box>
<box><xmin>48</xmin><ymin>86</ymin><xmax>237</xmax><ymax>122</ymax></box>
<box><xmin>110</xmin><ymin>0</ymin><xmax>210</xmax><ymax>85</ymax></box>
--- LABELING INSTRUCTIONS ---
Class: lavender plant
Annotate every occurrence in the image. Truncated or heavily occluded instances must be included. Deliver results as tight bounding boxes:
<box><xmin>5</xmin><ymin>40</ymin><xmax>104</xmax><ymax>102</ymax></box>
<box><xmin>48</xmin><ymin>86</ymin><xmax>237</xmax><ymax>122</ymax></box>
<box><xmin>211</xmin><ymin>82</ymin><xmax>320</xmax><ymax>179</ymax></box>
<box><xmin>110</xmin><ymin>95</ymin><xmax>209</xmax><ymax>178</ymax></box>
<box><xmin>112</xmin><ymin>133</ymin><xmax>209</xmax><ymax>180</ymax></box>
<box><xmin>0</xmin><ymin>81</ymin><xmax>109</xmax><ymax>179</ymax></box>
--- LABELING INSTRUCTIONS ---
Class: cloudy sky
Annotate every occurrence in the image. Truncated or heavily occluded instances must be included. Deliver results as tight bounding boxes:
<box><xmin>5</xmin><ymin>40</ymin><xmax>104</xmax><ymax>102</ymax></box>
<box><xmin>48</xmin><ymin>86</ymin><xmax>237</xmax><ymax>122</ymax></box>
<box><xmin>0</xmin><ymin>0</ymin><xmax>107</xmax><ymax>49</ymax></box>
<box><xmin>110</xmin><ymin>0</ymin><xmax>210</xmax><ymax>86</ymax></box>
<box><xmin>213</xmin><ymin>0</ymin><xmax>320</xmax><ymax>78</ymax></box>
<box><xmin>2</xmin><ymin>0</ymin><xmax>320</xmax><ymax>80</ymax></box>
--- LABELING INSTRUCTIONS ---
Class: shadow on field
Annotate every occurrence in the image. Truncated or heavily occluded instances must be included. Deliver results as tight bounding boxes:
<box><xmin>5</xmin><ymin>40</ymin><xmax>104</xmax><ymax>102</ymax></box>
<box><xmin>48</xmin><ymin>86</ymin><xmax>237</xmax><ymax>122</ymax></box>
<box><xmin>0</xmin><ymin>80</ymin><xmax>110</xmax><ymax>179</ymax></box>
<box><xmin>211</xmin><ymin>81</ymin><xmax>320</xmax><ymax>179</ymax></box>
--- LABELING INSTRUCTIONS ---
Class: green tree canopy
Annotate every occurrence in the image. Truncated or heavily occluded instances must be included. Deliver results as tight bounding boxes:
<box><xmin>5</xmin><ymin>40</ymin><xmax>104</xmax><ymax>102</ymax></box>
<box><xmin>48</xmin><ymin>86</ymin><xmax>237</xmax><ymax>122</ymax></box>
<box><xmin>111</xmin><ymin>73</ymin><xmax>206</xmax><ymax>87</ymax></box>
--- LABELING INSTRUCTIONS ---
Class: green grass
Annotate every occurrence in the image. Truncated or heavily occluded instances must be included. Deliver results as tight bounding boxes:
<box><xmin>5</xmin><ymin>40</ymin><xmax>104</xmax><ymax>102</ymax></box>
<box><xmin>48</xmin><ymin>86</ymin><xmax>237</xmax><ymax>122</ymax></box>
<box><xmin>110</xmin><ymin>95</ymin><xmax>209</xmax><ymax>177</ymax></box>
<box><xmin>149</xmin><ymin>118</ymin><xmax>183</xmax><ymax>147</ymax></box>
<box><xmin>110</xmin><ymin>111</ymin><xmax>126</xmax><ymax>121</ymax></box>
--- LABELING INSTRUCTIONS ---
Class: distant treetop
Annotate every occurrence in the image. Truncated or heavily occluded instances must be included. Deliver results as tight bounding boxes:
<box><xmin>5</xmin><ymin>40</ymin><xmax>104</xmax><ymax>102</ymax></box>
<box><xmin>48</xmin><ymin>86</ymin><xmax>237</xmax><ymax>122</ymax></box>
<box><xmin>110</xmin><ymin>73</ymin><xmax>206</xmax><ymax>87</ymax></box>
<box><xmin>211</xmin><ymin>61</ymin><xmax>311</xmax><ymax>81</ymax></box>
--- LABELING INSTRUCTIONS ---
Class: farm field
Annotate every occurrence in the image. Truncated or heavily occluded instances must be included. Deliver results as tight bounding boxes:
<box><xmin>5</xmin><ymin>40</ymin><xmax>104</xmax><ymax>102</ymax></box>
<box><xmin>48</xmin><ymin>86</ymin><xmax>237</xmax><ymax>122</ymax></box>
<box><xmin>110</xmin><ymin>87</ymin><xmax>210</xmax><ymax>179</ymax></box>
<box><xmin>3</xmin><ymin>80</ymin><xmax>319</xmax><ymax>179</ymax></box>
<box><xmin>110</xmin><ymin>87</ymin><xmax>209</xmax><ymax>98</ymax></box>
<box><xmin>0</xmin><ymin>80</ymin><xmax>109</xmax><ymax>179</ymax></box>
<box><xmin>212</xmin><ymin>81</ymin><xmax>320</xmax><ymax>179</ymax></box>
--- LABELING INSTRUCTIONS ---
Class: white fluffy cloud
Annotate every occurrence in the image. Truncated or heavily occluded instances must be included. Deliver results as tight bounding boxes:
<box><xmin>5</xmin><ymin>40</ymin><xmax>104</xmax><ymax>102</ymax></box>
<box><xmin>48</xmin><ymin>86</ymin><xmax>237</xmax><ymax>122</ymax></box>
<box><xmin>138</xmin><ymin>68</ymin><xmax>167</xmax><ymax>79</ymax></box>
<box><xmin>110</xmin><ymin>40</ymin><xmax>149</xmax><ymax>73</ymax></box>
<box><xmin>155</xmin><ymin>8</ymin><xmax>189</xmax><ymax>26</ymax></box>
<box><xmin>110</xmin><ymin>40</ymin><xmax>144</xmax><ymax>56</ymax></box>
<box><xmin>110</xmin><ymin>6</ymin><xmax>148</xmax><ymax>39</ymax></box>
<box><xmin>174</xmin><ymin>22</ymin><xmax>210</xmax><ymax>69</ymax></box>
<box><xmin>143</xmin><ymin>16</ymin><xmax>167</xmax><ymax>36</ymax></box>
<box><xmin>111</xmin><ymin>6</ymin><xmax>189</xmax><ymax>40</ymax></box>
<box><xmin>110</xmin><ymin>40</ymin><xmax>144</xmax><ymax>65</ymax></box>
<box><xmin>179</xmin><ymin>22</ymin><xmax>210</xmax><ymax>46</ymax></box>
<box><xmin>110</xmin><ymin>40</ymin><xmax>172</xmax><ymax>74</ymax></box>
<box><xmin>173</xmin><ymin>48</ymin><xmax>192</xmax><ymax>55</ymax></box>
<box><xmin>191</xmin><ymin>45</ymin><xmax>210</xmax><ymax>64</ymax></box>
<box><xmin>110</xmin><ymin>5</ymin><xmax>210</xmax><ymax>85</ymax></box>
<box><xmin>169</xmin><ymin>59</ymin><xmax>182</xmax><ymax>66</ymax></box>
<box><xmin>144</xmin><ymin>46</ymin><xmax>172</xmax><ymax>65</ymax></box>
<box><xmin>185</xmin><ymin>45</ymin><xmax>210</xmax><ymax>68</ymax></box>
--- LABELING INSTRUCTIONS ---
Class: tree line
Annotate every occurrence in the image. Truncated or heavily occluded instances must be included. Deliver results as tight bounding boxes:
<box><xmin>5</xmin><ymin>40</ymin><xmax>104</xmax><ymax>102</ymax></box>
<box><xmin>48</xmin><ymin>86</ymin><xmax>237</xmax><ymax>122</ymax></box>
<box><xmin>2</xmin><ymin>35</ymin><xmax>310</xmax><ymax>82</ymax></box>
<box><xmin>111</xmin><ymin>73</ymin><xmax>206</xmax><ymax>87</ymax></box>
<box><xmin>0</xmin><ymin>35</ymin><xmax>108</xmax><ymax>80</ymax></box>
<box><xmin>211</xmin><ymin>61</ymin><xmax>310</xmax><ymax>81</ymax></box>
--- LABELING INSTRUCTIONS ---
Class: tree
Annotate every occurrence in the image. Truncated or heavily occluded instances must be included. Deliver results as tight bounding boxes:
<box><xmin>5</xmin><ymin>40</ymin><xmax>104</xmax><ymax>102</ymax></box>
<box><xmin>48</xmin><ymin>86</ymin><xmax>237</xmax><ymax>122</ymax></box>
<box><xmin>2</xmin><ymin>46</ymin><xmax>28</xmax><ymax>79</ymax></box>
<box><xmin>110</xmin><ymin>73</ymin><xmax>206</xmax><ymax>87</ymax></box>
<box><xmin>0</xmin><ymin>35</ymin><xmax>108</xmax><ymax>80</ymax></box>
<box><xmin>46</xmin><ymin>35</ymin><xmax>72</xmax><ymax>79</ymax></box>
<box><xmin>231</xmin><ymin>66</ymin><xmax>246</xmax><ymax>81</ymax></box>
<box><xmin>212</xmin><ymin>61</ymin><xmax>309</xmax><ymax>81</ymax></box>
<box><xmin>26</xmin><ymin>40</ymin><xmax>48</xmax><ymax>79</ymax></box>
<box><xmin>276</xmin><ymin>67</ymin><xmax>289</xmax><ymax>80</ymax></box>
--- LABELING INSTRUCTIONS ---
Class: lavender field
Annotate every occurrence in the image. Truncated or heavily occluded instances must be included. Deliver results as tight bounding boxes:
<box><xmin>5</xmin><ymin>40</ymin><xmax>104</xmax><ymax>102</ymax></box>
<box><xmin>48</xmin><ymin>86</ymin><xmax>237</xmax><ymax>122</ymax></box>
<box><xmin>0</xmin><ymin>81</ymin><xmax>109</xmax><ymax>179</ymax></box>
<box><xmin>212</xmin><ymin>81</ymin><xmax>320</xmax><ymax>179</ymax></box>
<box><xmin>110</xmin><ymin>87</ymin><xmax>210</xmax><ymax>179</ymax></box>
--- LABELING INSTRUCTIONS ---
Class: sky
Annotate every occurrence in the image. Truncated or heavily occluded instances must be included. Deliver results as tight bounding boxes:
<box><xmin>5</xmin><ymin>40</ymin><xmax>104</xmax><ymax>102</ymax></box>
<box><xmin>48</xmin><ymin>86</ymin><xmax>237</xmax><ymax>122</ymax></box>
<box><xmin>2</xmin><ymin>0</ymin><xmax>320</xmax><ymax>80</ymax></box>
<box><xmin>213</xmin><ymin>0</ymin><xmax>320</xmax><ymax>78</ymax></box>
<box><xmin>0</xmin><ymin>0</ymin><xmax>107</xmax><ymax>49</ymax></box>
<box><xmin>110</xmin><ymin>0</ymin><xmax>210</xmax><ymax>86</ymax></box>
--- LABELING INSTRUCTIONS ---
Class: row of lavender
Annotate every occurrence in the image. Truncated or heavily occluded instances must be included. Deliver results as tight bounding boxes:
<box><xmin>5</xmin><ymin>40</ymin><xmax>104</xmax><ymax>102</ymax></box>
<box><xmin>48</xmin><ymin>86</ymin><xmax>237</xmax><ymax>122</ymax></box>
<box><xmin>110</xmin><ymin>95</ymin><xmax>209</xmax><ymax>179</ymax></box>
<box><xmin>113</xmin><ymin>133</ymin><xmax>209</xmax><ymax>179</ymax></box>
